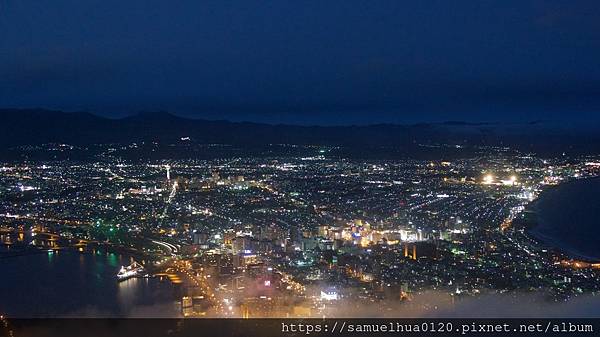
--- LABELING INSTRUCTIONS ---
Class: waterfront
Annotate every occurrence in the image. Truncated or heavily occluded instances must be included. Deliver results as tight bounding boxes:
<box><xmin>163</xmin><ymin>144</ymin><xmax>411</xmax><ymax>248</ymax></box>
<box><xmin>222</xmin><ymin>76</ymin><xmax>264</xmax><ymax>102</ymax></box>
<box><xmin>2</xmin><ymin>153</ymin><xmax>600</xmax><ymax>317</ymax></box>
<box><xmin>0</xmin><ymin>250</ymin><xmax>179</xmax><ymax>318</ymax></box>
<box><xmin>530</xmin><ymin>177</ymin><xmax>600</xmax><ymax>261</ymax></box>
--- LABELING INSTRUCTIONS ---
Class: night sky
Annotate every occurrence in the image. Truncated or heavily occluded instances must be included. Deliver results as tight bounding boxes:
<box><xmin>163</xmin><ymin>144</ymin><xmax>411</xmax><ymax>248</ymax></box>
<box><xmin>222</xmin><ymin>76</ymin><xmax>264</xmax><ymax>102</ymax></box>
<box><xmin>1</xmin><ymin>1</ymin><xmax>599</xmax><ymax>125</ymax></box>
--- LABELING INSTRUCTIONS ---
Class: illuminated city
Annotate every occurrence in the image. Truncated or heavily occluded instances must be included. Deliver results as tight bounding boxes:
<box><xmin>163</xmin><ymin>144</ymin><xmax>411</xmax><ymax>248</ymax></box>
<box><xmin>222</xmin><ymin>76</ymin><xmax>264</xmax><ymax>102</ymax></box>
<box><xmin>2</xmin><ymin>2</ymin><xmax>600</xmax><ymax>336</ymax></box>
<box><xmin>2</xmin><ymin>141</ymin><xmax>600</xmax><ymax>318</ymax></box>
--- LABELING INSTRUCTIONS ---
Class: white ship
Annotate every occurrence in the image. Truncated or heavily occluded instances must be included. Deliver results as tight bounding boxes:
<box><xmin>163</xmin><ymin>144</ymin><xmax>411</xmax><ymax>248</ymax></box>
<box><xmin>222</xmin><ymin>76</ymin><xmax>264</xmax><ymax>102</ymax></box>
<box><xmin>117</xmin><ymin>261</ymin><xmax>145</xmax><ymax>281</ymax></box>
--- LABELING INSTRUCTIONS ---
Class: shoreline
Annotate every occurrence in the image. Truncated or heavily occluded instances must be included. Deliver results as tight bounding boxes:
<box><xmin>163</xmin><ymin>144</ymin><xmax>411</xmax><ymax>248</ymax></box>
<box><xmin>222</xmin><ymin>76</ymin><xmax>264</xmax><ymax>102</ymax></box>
<box><xmin>523</xmin><ymin>176</ymin><xmax>600</xmax><ymax>263</ymax></box>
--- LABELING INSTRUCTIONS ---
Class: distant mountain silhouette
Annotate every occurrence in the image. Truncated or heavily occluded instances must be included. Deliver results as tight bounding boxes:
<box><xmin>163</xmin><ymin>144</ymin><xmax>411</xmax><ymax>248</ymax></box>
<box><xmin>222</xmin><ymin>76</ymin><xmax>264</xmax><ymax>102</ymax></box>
<box><xmin>1</xmin><ymin>109</ymin><xmax>599</xmax><ymax>155</ymax></box>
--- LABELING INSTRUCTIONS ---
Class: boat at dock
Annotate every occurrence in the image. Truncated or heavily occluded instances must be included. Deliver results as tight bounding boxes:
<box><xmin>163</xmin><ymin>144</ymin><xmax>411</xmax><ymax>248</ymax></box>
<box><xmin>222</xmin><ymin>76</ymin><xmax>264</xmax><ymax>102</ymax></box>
<box><xmin>117</xmin><ymin>261</ymin><xmax>145</xmax><ymax>281</ymax></box>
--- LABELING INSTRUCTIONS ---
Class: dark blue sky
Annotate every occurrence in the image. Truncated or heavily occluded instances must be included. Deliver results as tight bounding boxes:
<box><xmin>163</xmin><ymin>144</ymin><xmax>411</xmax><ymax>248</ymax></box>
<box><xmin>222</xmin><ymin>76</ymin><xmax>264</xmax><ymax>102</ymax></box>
<box><xmin>1</xmin><ymin>1</ymin><xmax>599</xmax><ymax>125</ymax></box>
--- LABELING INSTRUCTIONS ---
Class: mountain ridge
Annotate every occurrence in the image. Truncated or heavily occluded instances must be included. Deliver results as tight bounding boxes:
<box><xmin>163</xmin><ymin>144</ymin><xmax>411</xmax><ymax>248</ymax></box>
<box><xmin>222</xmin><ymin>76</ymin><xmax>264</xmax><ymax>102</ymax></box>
<box><xmin>1</xmin><ymin>109</ymin><xmax>599</xmax><ymax>155</ymax></box>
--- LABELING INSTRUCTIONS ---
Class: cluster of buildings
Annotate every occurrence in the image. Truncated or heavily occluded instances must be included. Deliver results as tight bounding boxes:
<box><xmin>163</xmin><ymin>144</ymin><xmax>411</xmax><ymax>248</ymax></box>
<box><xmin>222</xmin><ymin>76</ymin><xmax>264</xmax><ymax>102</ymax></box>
<box><xmin>1</xmin><ymin>144</ymin><xmax>600</xmax><ymax>317</ymax></box>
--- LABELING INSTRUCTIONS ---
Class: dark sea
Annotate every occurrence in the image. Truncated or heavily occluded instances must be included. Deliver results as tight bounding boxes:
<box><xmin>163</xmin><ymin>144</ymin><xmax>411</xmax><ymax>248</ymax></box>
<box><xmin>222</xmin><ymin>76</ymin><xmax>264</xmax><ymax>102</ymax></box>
<box><xmin>530</xmin><ymin>177</ymin><xmax>600</xmax><ymax>261</ymax></box>
<box><xmin>0</xmin><ymin>250</ymin><xmax>180</xmax><ymax>318</ymax></box>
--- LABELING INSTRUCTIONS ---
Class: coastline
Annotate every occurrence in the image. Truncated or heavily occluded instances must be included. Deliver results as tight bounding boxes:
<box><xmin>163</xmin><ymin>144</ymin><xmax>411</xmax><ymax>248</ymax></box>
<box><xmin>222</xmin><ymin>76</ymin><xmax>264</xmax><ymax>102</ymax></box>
<box><xmin>524</xmin><ymin>176</ymin><xmax>600</xmax><ymax>262</ymax></box>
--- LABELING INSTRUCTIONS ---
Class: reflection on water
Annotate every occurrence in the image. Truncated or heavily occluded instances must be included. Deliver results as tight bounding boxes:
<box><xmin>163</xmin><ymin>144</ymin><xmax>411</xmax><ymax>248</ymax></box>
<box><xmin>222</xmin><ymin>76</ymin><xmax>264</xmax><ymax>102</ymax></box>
<box><xmin>0</xmin><ymin>250</ymin><xmax>180</xmax><ymax>318</ymax></box>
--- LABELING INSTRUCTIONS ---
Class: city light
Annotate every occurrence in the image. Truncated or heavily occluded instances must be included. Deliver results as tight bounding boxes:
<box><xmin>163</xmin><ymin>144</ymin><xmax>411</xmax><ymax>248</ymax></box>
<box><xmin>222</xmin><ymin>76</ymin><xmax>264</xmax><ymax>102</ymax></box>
<box><xmin>482</xmin><ymin>174</ymin><xmax>494</xmax><ymax>185</ymax></box>
<box><xmin>1</xmin><ymin>142</ymin><xmax>599</xmax><ymax>320</ymax></box>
